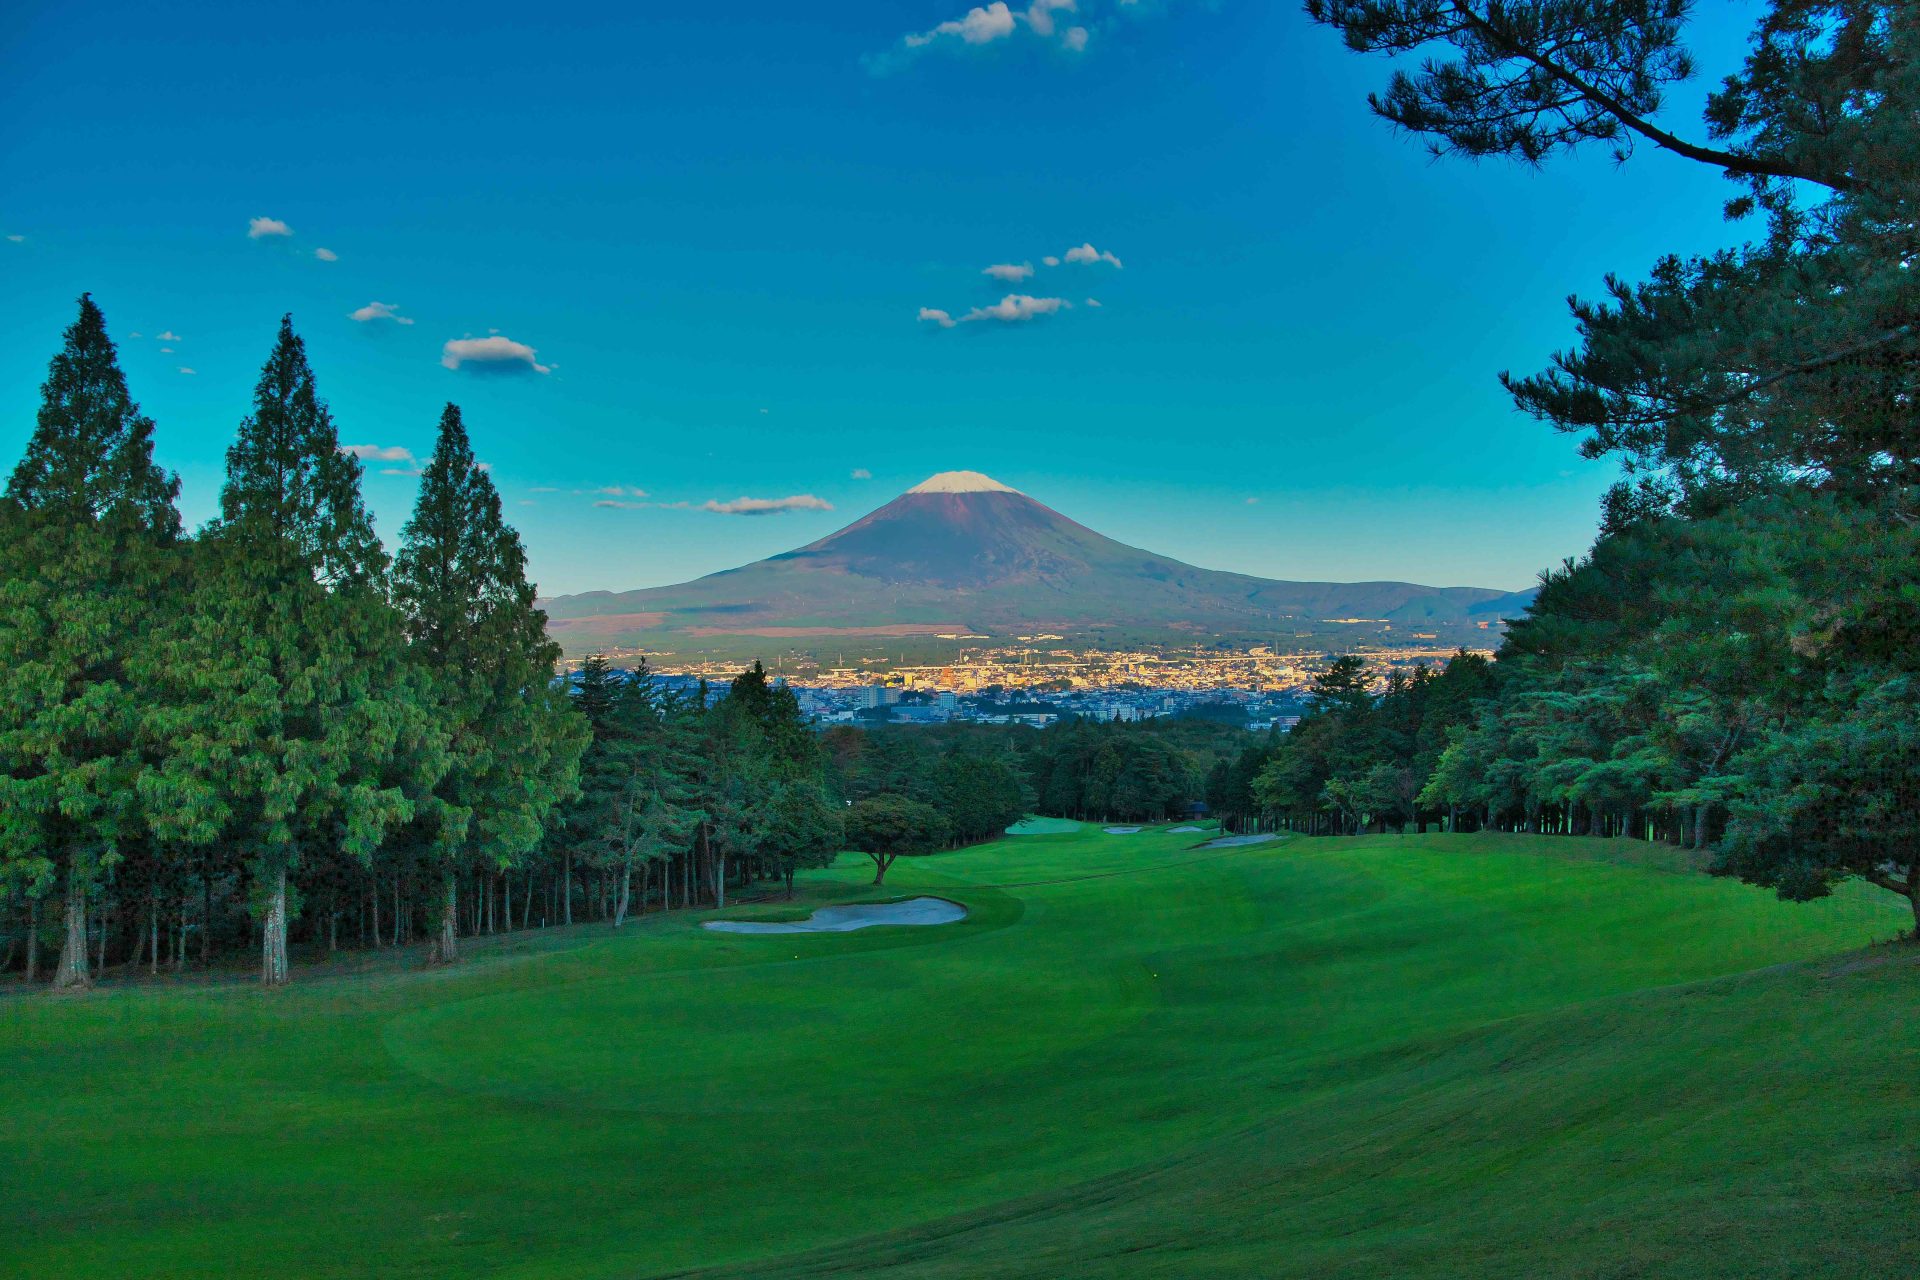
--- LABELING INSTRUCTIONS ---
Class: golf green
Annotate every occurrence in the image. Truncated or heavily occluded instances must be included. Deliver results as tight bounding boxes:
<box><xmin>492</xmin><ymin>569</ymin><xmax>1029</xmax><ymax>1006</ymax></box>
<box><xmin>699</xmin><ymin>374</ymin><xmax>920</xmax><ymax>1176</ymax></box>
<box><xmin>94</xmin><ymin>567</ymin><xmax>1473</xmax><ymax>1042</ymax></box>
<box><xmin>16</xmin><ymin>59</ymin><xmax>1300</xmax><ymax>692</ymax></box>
<box><xmin>3</xmin><ymin>828</ymin><xmax>1913</xmax><ymax>1278</ymax></box>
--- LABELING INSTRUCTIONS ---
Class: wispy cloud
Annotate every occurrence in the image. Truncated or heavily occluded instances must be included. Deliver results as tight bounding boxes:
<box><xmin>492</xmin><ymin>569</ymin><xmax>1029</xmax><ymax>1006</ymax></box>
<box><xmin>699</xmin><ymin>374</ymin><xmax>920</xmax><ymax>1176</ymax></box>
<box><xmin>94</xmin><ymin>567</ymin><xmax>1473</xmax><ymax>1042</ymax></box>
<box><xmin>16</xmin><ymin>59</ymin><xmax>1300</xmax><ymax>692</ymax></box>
<box><xmin>594</xmin><ymin>499</ymin><xmax>650</xmax><ymax>510</ymax></box>
<box><xmin>1063</xmin><ymin>241</ymin><xmax>1122</xmax><ymax>267</ymax></box>
<box><xmin>530</xmin><ymin>485</ymin><xmax>560</xmax><ymax>493</ymax></box>
<box><xmin>851</xmin><ymin>468</ymin><xmax>873</xmax><ymax>480</ymax></box>
<box><xmin>919</xmin><ymin>307</ymin><xmax>958</xmax><ymax>329</ymax></box>
<box><xmin>342</xmin><ymin>444</ymin><xmax>416</xmax><ymax>464</ymax></box>
<box><xmin>592</xmin><ymin>485</ymin><xmax>649</xmax><ymax>498</ymax></box>
<box><xmin>5</xmin><ymin>235</ymin><xmax>23</xmax><ymax>244</ymax></box>
<box><xmin>1085</xmin><ymin>297</ymin><xmax>1103</xmax><ymax>307</ymax></box>
<box><xmin>983</xmin><ymin>262</ymin><xmax>1035</xmax><ymax>283</ymax></box>
<box><xmin>177</xmin><ymin>367</ymin><xmax>196</xmax><ymax>375</ymax></box>
<box><xmin>351</xmin><ymin>301</ymin><xmax>414</xmax><ymax>326</ymax></box>
<box><xmin>156</xmin><ymin>330</ymin><xmax>182</xmax><ymax>342</ymax></box>
<box><xmin>704</xmin><ymin>494</ymin><xmax>834</xmax><ymax>516</ymax></box>
<box><xmin>441</xmin><ymin>335</ymin><xmax>550</xmax><ymax>374</ymax></box>
<box><xmin>314</xmin><ymin>247</ymin><xmax>339</xmax><ymax>262</ymax></box>
<box><xmin>965</xmin><ymin>294</ymin><xmax>1069</xmax><ymax>323</ymax></box>
<box><xmin>248</xmin><ymin>216</ymin><xmax>293</xmax><ymax>239</ymax></box>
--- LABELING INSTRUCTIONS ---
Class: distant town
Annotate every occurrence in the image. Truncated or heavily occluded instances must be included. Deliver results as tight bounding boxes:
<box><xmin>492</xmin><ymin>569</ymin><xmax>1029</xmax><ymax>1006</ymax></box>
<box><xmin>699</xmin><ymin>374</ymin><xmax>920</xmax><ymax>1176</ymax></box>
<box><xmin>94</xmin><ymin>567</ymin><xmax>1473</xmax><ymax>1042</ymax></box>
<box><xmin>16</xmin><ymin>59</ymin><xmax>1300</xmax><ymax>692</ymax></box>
<box><xmin>571</xmin><ymin>639</ymin><xmax>1496</xmax><ymax>731</ymax></box>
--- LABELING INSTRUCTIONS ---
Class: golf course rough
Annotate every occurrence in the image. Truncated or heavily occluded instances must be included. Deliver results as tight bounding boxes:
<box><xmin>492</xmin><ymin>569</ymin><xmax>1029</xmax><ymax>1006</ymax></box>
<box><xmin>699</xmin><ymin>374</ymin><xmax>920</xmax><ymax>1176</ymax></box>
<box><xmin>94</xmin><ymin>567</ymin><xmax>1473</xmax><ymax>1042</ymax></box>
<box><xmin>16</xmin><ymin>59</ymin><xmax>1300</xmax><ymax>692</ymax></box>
<box><xmin>4</xmin><ymin>828</ymin><xmax>1915</xmax><ymax>1280</ymax></box>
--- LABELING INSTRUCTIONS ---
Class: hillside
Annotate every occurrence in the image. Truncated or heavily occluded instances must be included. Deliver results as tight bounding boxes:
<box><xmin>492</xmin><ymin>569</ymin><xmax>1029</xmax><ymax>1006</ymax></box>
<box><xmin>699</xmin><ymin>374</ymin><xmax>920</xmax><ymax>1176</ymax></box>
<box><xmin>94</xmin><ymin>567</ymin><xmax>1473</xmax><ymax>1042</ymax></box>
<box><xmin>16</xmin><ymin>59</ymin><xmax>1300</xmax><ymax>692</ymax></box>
<box><xmin>541</xmin><ymin>472</ymin><xmax>1535</xmax><ymax>659</ymax></box>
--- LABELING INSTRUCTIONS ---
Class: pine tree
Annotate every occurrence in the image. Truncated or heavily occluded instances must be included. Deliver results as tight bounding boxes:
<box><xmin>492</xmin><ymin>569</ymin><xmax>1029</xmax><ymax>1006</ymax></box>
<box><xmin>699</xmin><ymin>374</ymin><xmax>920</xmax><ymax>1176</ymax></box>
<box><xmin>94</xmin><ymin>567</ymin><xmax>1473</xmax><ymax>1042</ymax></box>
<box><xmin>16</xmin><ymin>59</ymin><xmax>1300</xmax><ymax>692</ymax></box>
<box><xmin>0</xmin><ymin>295</ymin><xmax>180</xmax><ymax>990</ymax></box>
<box><xmin>393</xmin><ymin>404</ymin><xmax>587</xmax><ymax>962</ymax></box>
<box><xmin>141</xmin><ymin>317</ymin><xmax>429</xmax><ymax>985</ymax></box>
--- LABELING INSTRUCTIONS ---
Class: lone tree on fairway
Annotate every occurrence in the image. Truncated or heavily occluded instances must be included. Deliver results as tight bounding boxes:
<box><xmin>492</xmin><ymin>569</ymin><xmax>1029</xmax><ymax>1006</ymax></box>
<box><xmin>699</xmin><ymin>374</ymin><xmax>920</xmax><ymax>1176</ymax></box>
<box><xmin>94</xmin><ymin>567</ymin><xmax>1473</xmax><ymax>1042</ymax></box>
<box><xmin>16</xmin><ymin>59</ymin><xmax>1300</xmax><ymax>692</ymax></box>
<box><xmin>845</xmin><ymin>795</ymin><xmax>949</xmax><ymax>886</ymax></box>
<box><xmin>0</xmin><ymin>295</ymin><xmax>180</xmax><ymax>990</ymax></box>
<box><xmin>394</xmin><ymin>404</ymin><xmax>587</xmax><ymax>963</ymax></box>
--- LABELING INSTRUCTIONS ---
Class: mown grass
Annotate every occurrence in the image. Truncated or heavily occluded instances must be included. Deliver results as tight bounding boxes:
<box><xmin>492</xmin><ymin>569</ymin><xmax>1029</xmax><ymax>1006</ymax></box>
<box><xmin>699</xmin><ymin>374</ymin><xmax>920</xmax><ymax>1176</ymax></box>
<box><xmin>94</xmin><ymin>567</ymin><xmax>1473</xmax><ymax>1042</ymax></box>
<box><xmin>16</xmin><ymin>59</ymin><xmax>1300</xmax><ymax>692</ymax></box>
<box><xmin>3</xmin><ymin>827</ymin><xmax>1913</xmax><ymax>1279</ymax></box>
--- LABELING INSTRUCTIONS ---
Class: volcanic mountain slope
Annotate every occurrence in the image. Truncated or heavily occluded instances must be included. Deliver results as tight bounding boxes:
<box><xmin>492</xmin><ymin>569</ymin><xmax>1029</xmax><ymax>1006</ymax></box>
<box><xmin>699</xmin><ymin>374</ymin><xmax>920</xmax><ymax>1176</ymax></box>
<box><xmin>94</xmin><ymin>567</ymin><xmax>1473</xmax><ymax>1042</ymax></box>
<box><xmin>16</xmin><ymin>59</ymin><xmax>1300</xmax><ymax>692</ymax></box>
<box><xmin>541</xmin><ymin>472</ymin><xmax>1535</xmax><ymax>656</ymax></box>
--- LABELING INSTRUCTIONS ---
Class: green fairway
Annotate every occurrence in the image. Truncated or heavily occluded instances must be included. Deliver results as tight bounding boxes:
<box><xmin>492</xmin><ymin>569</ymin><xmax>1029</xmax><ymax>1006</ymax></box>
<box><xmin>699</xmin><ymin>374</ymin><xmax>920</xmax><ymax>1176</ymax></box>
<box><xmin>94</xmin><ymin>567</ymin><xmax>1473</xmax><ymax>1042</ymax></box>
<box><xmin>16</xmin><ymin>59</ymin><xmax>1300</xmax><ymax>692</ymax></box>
<box><xmin>4</xmin><ymin>828</ymin><xmax>1914</xmax><ymax>1279</ymax></box>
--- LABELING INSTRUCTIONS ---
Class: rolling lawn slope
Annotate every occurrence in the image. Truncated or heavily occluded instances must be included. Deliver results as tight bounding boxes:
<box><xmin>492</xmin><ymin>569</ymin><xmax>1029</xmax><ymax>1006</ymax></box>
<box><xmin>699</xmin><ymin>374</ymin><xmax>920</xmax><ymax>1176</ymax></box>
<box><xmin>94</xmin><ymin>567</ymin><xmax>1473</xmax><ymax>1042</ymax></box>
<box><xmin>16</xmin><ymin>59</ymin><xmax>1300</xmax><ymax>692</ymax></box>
<box><xmin>3</xmin><ymin>830</ymin><xmax>1913</xmax><ymax>1278</ymax></box>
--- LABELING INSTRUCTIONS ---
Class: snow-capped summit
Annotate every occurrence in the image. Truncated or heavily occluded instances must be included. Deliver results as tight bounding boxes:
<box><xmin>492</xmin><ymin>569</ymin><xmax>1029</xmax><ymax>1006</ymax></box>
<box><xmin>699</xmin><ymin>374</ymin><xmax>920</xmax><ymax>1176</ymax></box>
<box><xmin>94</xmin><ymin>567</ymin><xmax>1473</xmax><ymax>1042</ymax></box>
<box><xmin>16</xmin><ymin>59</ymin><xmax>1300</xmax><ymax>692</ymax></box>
<box><xmin>907</xmin><ymin>470</ymin><xmax>1019</xmax><ymax>495</ymax></box>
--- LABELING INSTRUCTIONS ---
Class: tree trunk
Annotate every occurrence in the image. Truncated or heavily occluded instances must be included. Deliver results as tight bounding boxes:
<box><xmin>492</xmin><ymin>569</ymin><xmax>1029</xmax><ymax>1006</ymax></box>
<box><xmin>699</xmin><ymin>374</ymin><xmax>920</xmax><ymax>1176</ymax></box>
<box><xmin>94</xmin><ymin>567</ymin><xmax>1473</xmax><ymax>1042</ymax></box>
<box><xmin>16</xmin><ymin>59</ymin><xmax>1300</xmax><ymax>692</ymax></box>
<box><xmin>52</xmin><ymin>864</ymin><xmax>90</xmax><ymax>991</ymax></box>
<box><xmin>563</xmin><ymin>852</ymin><xmax>573</xmax><ymax>926</ymax></box>
<box><xmin>432</xmin><ymin>870</ymin><xmax>459</xmax><ymax>965</ymax></box>
<box><xmin>261</xmin><ymin>863</ymin><xmax>290</xmax><ymax>987</ymax></box>
<box><xmin>504</xmin><ymin>874</ymin><xmax>513</xmax><ymax>934</ymax></box>
<box><xmin>370</xmin><ymin>878</ymin><xmax>382</xmax><ymax>948</ymax></box>
<box><xmin>714</xmin><ymin>855</ymin><xmax>727</xmax><ymax>911</ymax></box>
<box><xmin>148</xmin><ymin>891</ymin><xmax>160</xmax><ymax>975</ymax></box>
<box><xmin>1692</xmin><ymin>804</ymin><xmax>1708</xmax><ymax>850</ymax></box>
<box><xmin>614</xmin><ymin>862</ymin><xmax>632</xmax><ymax>929</ymax></box>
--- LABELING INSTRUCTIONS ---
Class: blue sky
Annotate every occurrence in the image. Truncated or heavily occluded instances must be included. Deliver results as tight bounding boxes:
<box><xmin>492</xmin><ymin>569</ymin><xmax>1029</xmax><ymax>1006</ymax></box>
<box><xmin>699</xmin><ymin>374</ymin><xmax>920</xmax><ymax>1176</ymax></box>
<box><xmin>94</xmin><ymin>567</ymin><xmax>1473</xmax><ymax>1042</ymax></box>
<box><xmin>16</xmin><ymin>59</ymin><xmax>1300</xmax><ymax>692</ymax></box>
<box><xmin>2</xmin><ymin>1</ymin><xmax>1763</xmax><ymax>597</ymax></box>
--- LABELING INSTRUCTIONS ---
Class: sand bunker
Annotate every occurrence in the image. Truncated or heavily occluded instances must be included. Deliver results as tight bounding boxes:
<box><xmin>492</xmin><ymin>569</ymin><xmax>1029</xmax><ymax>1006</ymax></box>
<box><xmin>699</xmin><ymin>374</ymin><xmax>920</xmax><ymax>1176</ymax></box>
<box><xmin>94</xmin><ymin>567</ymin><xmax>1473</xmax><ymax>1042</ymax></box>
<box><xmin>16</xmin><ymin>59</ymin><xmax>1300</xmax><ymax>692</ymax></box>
<box><xmin>1006</xmin><ymin>816</ymin><xmax>1081</xmax><ymax>836</ymax></box>
<box><xmin>703</xmin><ymin>897</ymin><xmax>967</xmax><ymax>935</ymax></box>
<box><xmin>1200</xmin><ymin>833</ymin><xmax>1276</xmax><ymax>848</ymax></box>
<box><xmin>1104</xmin><ymin>826</ymin><xmax>1143</xmax><ymax>835</ymax></box>
<box><xmin>1169</xmin><ymin>825</ymin><xmax>1205</xmax><ymax>833</ymax></box>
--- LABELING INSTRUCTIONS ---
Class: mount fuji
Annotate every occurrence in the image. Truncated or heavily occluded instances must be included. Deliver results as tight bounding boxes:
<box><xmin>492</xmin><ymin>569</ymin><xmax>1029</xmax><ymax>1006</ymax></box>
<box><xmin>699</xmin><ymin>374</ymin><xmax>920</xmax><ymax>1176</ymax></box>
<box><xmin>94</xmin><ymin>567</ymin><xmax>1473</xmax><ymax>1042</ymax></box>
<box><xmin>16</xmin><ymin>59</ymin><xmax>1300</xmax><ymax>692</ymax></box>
<box><xmin>540</xmin><ymin>472</ymin><xmax>1534</xmax><ymax>659</ymax></box>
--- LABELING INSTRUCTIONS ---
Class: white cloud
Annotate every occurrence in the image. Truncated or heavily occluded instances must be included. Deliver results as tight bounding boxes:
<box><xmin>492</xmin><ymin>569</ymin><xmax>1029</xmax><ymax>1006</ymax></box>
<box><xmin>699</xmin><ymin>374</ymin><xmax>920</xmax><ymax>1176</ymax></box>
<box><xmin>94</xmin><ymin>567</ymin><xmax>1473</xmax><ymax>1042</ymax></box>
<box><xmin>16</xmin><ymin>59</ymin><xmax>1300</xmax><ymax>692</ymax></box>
<box><xmin>5</xmin><ymin>235</ymin><xmax>23</xmax><ymax>243</ymax></box>
<box><xmin>314</xmin><ymin>247</ymin><xmax>338</xmax><ymax>262</ymax></box>
<box><xmin>156</xmin><ymin>330</ymin><xmax>182</xmax><ymax>342</ymax></box>
<box><xmin>1063</xmin><ymin>241</ymin><xmax>1123</xmax><ymax>267</ymax></box>
<box><xmin>160</xmin><ymin>348</ymin><xmax>174</xmax><ymax>354</ymax></box>
<box><xmin>983</xmin><ymin>262</ymin><xmax>1035</xmax><ymax>283</ymax></box>
<box><xmin>177</xmin><ymin>367</ymin><xmax>196</xmax><ymax>375</ymax></box>
<box><xmin>918</xmin><ymin>307</ymin><xmax>957</xmax><ymax>329</ymax></box>
<box><xmin>593</xmin><ymin>485</ymin><xmax>649</xmax><ymax>498</ymax></box>
<box><xmin>594</xmin><ymin>499</ymin><xmax>649</xmax><ymax>510</ymax></box>
<box><xmin>441</xmin><ymin>335</ymin><xmax>550</xmax><ymax>374</ymax></box>
<box><xmin>1084</xmin><ymin>297</ymin><xmax>1102</xmax><ymax>307</ymax></box>
<box><xmin>905</xmin><ymin>2</ymin><xmax>1018</xmax><ymax>48</ymax></box>
<box><xmin>248</xmin><ymin>216</ymin><xmax>292</xmax><ymax>239</ymax></box>
<box><xmin>350</xmin><ymin>301</ymin><xmax>414</xmax><ymax>326</ymax></box>
<box><xmin>1042</xmin><ymin>255</ymin><xmax>1061</xmax><ymax>266</ymax></box>
<box><xmin>961</xmin><ymin>294</ymin><xmax>1068</xmax><ymax>323</ymax></box>
<box><xmin>892</xmin><ymin>0</ymin><xmax>1090</xmax><ymax>60</ymax></box>
<box><xmin>128</xmin><ymin>332</ymin><xmax>142</xmax><ymax>339</ymax></box>
<box><xmin>851</xmin><ymin>468</ymin><xmax>873</xmax><ymax>480</ymax></box>
<box><xmin>703</xmin><ymin>494</ymin><xmax>834</xmax><ymax>516</ymax></box>
<box><xmin>381</xmin><ymin>467</ymin><xmax>423</xmax><ymax>477</ymax></box>
<box><xmin>530</xmin><ymin>485</ymin><xmax>560</xmax><ymax>493</ymax></box>
<box><xmin>343</xmin><ymin>444</ymin><xmax>416</xmax><ymax>464</ymax></box>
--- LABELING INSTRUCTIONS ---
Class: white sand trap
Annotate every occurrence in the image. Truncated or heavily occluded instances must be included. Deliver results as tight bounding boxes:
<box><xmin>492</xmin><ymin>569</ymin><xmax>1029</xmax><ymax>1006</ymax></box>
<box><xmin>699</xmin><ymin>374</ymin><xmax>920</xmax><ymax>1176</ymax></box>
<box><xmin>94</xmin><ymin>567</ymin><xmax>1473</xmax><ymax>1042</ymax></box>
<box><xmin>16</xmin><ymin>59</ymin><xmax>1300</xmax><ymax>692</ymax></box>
<box><xmin>1200</xmin><ymin>833</ymin><xmax>1276</xmax><ymax>848</ymax></box>
<box><xmin>1169</xmin><ymin>825</ymin><xmax>1205</xmax><ymax>833</ymax></box>
<box><xmin>1104</xmin><ymin>826</ymin><xmax>1143</xmax><ymax>835</ymax></box>
<box><xmin>703</xmin><ymin>897</ymin><xmax>966</xmax><ymax>935</ymax></box>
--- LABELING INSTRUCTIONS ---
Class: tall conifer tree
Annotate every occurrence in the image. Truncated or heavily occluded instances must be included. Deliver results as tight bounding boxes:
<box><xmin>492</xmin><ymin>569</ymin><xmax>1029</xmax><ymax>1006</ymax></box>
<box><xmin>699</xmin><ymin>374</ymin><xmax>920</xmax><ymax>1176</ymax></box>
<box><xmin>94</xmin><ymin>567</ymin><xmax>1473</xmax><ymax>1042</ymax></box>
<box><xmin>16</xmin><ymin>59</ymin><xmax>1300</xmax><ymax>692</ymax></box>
<box><xmin>142</xmin><ymin>317</ymin><xmax>430</xmax><ymax>984</ymax></box>
<box><xmin>0</xmin><ymin>295</ymin><xmax>180</xmax><ymax>989</ymax></box>
<box><xmin>394</xmin><ymin>404</ymin><xmax>586</xmax><ymax>963</ymax></box>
